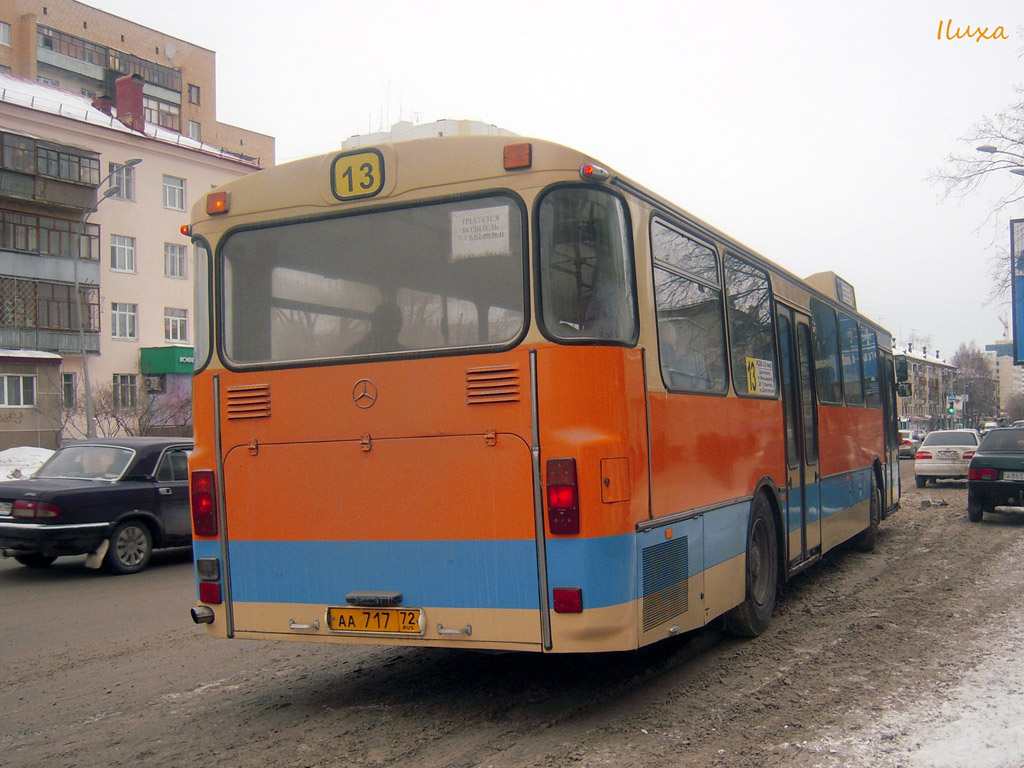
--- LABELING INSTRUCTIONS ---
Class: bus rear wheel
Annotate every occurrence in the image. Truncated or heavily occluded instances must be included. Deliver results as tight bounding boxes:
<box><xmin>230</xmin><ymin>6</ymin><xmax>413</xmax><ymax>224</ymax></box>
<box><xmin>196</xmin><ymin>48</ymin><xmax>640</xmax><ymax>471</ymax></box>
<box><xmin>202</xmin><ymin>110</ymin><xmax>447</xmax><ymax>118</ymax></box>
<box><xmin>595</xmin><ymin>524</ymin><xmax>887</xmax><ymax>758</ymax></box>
<box><xmin>723</xmin><ymin>493</ymin><xmax>778</xmax><ymax>637</ymax></box>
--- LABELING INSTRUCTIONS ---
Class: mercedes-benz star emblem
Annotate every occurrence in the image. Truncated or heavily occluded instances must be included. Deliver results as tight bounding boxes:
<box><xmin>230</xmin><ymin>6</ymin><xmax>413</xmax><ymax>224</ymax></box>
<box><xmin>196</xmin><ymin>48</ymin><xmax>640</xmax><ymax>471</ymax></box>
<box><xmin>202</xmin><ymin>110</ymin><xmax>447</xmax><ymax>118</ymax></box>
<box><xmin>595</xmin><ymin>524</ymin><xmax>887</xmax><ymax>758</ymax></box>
<box><xmin>352</xmin><ymin>379</ymin><xmax>378</xmax><ymax>409</ymax></box>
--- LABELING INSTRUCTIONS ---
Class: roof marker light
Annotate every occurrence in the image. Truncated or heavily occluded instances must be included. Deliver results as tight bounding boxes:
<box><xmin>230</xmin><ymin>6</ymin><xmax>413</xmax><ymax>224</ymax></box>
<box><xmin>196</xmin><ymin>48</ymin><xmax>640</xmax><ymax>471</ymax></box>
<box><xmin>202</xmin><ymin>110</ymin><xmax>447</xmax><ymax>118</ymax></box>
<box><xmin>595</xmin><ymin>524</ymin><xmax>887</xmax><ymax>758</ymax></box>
<box><xmin>206</xmin><ymin>191</ymin><xmax>229</xmax><ymax>215</ymax></box>
<box><xmin>580</xmin><ymin>163</ymin><xmax>610</xmax><ymax>181</ymax></box>
<box><xmin>504</xmin><ymin>142</ymin><xmax>532</xmax><ymax>170</ymax></box>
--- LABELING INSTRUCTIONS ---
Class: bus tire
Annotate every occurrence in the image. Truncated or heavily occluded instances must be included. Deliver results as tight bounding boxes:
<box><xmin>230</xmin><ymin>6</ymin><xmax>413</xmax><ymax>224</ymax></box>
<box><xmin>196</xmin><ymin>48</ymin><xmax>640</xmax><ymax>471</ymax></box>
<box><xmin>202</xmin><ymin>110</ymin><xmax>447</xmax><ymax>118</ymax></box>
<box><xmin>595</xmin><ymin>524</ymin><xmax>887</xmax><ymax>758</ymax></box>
<box><xmin>723</xmin><ymin>492</ymin><xmax>778</xmax><ymax>638</ymax></box>
<box><xmin>853</xmin><ymin>471</ymin><xmax>882</xmax><ymax>552</ymax></box>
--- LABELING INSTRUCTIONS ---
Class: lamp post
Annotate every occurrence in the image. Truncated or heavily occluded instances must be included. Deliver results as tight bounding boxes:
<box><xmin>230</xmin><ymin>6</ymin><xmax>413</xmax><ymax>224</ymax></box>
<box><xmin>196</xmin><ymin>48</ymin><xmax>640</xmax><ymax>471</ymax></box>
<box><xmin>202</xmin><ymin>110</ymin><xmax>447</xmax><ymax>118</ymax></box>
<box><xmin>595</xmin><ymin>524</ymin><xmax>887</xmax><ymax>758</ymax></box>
<box><xmin>73</xmin><ymin>158</ymin><xmax>142</xmax><ymax>438</ymax></box>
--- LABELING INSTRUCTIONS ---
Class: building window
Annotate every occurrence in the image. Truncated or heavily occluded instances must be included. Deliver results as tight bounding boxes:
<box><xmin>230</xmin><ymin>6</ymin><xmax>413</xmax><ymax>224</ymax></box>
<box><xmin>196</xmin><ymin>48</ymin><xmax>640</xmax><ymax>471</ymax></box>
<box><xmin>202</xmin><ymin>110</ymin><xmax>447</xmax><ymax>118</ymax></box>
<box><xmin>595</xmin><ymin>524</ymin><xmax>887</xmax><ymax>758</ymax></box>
<box><xmin>164</xmin><ymin>307</ymin><xmax>187</xmax><ymax>342</ymax></box>
<box><xmin>112</xmin><ymin>373</ymin><xmax>137</xmax><ymax>410</ymax></box>
<box><xmin>62</xmin><ymin>372</ymin><xmax>76</xmax><ymax>408</ymax></box>
<box><xmin>187</xmin><ymin>120</ymin><xmax>201</xmax><ymax>141</ymax></box>
<box><xmin>144</xmin><ymin>97</ymin><xmax>179</xmax><ymax>131</ymax></box>
<box><xmin>111</xmin><ymin>302</ymin><xmax>137</xmax><ymax>339</ymax></box>
<box><xmin>164</xmin><ymin>243</ymin><xmax>187</xmax><ymax>278</ymax></box>
<box><xmin>0</xmin><ymin>375</ymin><xmax>35</xmax><ymax>407</ymax></box>
<box><xmin>188</xmin><ymin>84</ymin><xmax>200</xmax><ymax>104</ymax></box>
<box><xmin>36</xmin><ymin>146</ymin><xmax>100</xmax><ymax>184</ymax></box>
<box><xmin>108</xmin><ymin>162</ymin><xmax>135</xmax><ymax>201</ymax></box>
<box><xmin>110</xmin><ymin>235</ymin><xmax>136</xmax><ymax>272</ymax></box>
<box><xmin>37</xmin><ymin>76</ymin><xmax>60</xmax><ymax>87</ymax></box>
<box><xmin>2</xmin><ymin>134</ymin><xmax>35</xmax><ymax>173</ymax></box>
<box><xmin>1</xmin><ymin>22</ymin><xmax>11</xmax><ymax>46</ymax></box>
<box><xmin>162</xmin><ymin>175</ymin><xmax>185</xmax><ymax>210</ymax></box>
<box><xmin>0</xmin><ymin>209</ymin><xmax>99</xmax><ymax>260</ymax></box>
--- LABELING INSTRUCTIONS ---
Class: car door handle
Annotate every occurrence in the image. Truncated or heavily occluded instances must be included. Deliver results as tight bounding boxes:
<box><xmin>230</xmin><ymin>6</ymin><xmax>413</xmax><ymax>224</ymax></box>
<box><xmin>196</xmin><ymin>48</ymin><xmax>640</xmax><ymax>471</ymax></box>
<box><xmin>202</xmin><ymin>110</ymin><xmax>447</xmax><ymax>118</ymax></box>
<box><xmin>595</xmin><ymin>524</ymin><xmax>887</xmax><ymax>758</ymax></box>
<box><xmin>158</xmin><ymin>487</ymin><xmax>173</xmax><ymax>495</ymax></box>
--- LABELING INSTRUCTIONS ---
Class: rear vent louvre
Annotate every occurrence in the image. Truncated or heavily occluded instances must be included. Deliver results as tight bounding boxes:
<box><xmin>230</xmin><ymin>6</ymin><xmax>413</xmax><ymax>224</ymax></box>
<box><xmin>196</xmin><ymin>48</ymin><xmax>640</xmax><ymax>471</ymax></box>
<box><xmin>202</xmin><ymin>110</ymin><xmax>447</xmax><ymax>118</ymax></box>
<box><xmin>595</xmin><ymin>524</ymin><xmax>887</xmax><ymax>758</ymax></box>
<box><xmin>466</xmin><ymin>365</ymin><xmax>521</xmax><ymax>405</ymax></box>
<box><xmin>226</xmin><ymin>384</ymin><xmax>271</xmax><ymax>420</ymax></box>
<box><xmin>642</xmin><ymin>536</ymin><xmax>689</xmax><ymax>631</ymax></box>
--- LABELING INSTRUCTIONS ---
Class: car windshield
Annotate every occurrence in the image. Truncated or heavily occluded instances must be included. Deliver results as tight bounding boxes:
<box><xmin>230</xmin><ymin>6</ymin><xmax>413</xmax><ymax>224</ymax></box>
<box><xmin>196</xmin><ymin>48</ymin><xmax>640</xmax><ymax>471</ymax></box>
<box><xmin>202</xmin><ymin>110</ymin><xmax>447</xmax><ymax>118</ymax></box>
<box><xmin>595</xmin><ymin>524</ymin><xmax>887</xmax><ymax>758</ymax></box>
<box><xmin>979</xmin><ymin>429</ymin><xmax>1024</xmax><ymax>452</ymax></box>
<box><xmin>922</xmin><ymin>432</ymin><xmax>978</xmax><ymax>447</ymax></box>
<box><xmin>34</xmin><ymin>445</ymin><xmax>134</xmax><ymax>481</ymax></box>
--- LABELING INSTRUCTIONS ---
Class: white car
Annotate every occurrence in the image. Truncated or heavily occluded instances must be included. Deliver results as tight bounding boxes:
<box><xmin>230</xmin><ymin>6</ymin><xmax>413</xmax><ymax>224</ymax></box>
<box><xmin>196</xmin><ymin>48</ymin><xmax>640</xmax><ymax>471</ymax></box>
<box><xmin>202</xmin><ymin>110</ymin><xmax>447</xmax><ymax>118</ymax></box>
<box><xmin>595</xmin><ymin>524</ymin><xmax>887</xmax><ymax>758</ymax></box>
<box><xmin>914</xmin><ymin>429</ymin><xmax>982</xmax><ymax>487</ymax></box>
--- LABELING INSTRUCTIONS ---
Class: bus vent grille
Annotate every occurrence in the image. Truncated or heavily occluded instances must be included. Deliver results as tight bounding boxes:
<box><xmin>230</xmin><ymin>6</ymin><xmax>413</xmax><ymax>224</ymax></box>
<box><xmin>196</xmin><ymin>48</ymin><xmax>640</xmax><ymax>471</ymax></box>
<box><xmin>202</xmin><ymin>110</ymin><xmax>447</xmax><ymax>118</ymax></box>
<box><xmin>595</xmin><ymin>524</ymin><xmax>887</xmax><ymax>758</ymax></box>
<box><xmin>465</xmin><ymin>365</ymin><xmax>521</xmax><ymax>404</ymax></box>
<box><xmin>226</xmin><ymin>384</ymin><xmax>271</xmax><ymax>419</ymax></box>
<box><xmin>642</xmin><ymin>536</ymin><xmax>689</xmax><ymax>631</ymax></box>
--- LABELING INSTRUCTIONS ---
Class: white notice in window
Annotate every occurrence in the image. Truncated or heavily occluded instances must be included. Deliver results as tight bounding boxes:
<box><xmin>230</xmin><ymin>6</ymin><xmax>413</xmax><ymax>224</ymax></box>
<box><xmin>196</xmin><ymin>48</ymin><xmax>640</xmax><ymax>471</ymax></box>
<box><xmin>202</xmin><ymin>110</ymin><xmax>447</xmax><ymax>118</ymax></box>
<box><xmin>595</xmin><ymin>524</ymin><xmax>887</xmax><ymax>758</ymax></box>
<box><xmin>451</xmin><ymin>206</ymin><xmax>510</xmax><ymax>259</ymax></box>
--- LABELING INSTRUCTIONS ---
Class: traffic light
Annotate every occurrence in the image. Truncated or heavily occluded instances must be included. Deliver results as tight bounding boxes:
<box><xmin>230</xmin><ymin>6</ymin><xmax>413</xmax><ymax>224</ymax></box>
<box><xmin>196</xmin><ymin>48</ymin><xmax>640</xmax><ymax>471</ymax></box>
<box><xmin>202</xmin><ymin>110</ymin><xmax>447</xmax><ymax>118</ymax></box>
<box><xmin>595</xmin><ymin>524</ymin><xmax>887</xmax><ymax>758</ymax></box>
<box><xmin>948</xmin><ymin>403</ymin><xmax>955</xmax><ymax>414</ymax></box>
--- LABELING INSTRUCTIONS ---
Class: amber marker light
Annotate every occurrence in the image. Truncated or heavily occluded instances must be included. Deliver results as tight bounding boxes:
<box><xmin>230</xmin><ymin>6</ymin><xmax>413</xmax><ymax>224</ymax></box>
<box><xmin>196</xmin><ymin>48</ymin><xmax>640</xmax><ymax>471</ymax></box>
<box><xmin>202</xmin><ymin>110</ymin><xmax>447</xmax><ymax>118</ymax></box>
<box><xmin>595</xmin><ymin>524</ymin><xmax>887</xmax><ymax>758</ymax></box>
<box><xmin>206</xmin><ymin>191</ymin><xmax>229</xmax><ymax>215</ymax></box>
<box><xmin>503</xmin><ymin>142</ymin><xmax>532</xmax><ymax>170</ymax></box>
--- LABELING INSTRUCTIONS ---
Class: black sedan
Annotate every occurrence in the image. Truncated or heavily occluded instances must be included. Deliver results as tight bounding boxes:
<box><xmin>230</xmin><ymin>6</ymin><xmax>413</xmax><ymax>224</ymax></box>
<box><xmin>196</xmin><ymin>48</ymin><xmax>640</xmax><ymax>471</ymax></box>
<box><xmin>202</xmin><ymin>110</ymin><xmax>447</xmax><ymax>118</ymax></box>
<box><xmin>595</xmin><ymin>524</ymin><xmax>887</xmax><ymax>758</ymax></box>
<box><xmin>967</xmin><ymin>427</ymin><xmax>1024</xmax><ymax>522</ymax></box>
<box><xmin>0</xmin><ymin>437</ymin><xmax>193</xmax><ymax>573</ymax></box>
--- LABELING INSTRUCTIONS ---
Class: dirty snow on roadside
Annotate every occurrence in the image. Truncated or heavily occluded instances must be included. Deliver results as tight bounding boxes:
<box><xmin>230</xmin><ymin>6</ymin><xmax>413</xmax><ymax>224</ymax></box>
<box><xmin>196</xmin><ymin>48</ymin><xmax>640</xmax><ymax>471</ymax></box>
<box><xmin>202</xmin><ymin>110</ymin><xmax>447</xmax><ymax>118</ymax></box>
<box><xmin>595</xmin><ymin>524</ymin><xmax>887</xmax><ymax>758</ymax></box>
<box><xmin>0</xmin><ymin>445</ymin><xmax>54</xmax><ymax>480</ymax></box>
<box><xmin>803</xmin><ymin>536</ymin><xmax>1024</xmax><ymax>768</ymax></box>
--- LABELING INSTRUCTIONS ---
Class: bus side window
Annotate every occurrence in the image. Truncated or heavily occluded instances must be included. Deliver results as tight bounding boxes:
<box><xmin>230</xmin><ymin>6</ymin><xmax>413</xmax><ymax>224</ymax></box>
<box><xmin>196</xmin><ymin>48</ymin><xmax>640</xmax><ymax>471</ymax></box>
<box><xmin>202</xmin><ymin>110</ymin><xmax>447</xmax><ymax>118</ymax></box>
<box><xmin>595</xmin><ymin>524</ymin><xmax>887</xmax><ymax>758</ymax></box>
<box><xmin>724</xmin><ymin>253</ymin><xmax>777</xmax><ymax>398</ymax></box>
<box><xmin>810</xmin><ymin>298</ymin><xmax>843</xmax><ymax>404</ymax></box>
<box><xmin>651</xmin><ymin>220</ymin><xmax>728</xmax><ymax>394</ymax></box>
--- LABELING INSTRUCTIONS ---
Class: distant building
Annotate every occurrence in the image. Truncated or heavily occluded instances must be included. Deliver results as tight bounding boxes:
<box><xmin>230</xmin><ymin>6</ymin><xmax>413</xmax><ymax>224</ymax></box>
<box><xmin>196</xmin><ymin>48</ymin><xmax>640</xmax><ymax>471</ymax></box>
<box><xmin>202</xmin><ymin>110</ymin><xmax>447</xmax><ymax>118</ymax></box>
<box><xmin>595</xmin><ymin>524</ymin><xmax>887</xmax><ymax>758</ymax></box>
<box><xmin>897</xmin><ymin>345</ymin><xmax>959</xmax><ymax>432</ymax></box>
<box><xmin>343</xmin><ymin>119</ymin><xmax>516</xmax><ymax>148</ymax></box>
<box><xmin>985</xmin><ymin>338</ymin><xmax>1024</xmax><ymax>411</ymax></box>
<box><xmin>0</xmin><ymin>1</ymin><xmax>273</xmax><ymax>448</ymax></box>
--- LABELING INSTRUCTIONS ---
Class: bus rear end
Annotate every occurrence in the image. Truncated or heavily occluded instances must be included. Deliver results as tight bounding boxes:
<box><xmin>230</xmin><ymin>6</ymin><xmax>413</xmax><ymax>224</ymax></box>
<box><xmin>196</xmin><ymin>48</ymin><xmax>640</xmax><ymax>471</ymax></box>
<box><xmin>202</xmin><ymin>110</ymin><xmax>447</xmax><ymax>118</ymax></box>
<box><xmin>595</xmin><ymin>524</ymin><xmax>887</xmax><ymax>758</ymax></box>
<box><xmin>188</xmin><ymin>139</ymin><xmax>652</xmax><ymax>652</ymax></box>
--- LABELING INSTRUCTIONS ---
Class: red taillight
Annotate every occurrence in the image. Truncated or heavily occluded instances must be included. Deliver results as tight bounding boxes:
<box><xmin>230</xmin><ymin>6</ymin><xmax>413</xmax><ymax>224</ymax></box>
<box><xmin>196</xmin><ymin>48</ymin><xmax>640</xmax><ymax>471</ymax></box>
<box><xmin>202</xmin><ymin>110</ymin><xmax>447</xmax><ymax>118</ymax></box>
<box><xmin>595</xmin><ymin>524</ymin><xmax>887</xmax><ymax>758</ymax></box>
<box><xmin>12</xmin><ymin>499</ymin><xmax>60</xmax><ymax>518</ymax></box>
<box><xmin>198</xmin><ymin>581</ymin><xmax>222</xmax><ymax>604</ymax></box>
<box><xmin>916</xmin><ymin>451</ymin><xmax>931</xmax><ymax>460</ymax></box>
<box><xmin>964</xmin><ymin>450</ymin><xmax>976</xmax><ymax>460</ymax></box>
<box><xmin>190</xmin><ymin>469</ymin><xmax>218</xmax><ymax>537</ymax></box>
<box><xmin>969</xmin><ymin>468</ymin><xmax>999</xmax><ymax>481</ymax></box>
<box><xmin>546</xmin><ymin>458</ymin><xmax>579</xmax><ymax>535</ymax></box>
<box><xmin>553</xmin><ymin>587</ymin><xmax>583</xmax><ymax>613</ymax></box>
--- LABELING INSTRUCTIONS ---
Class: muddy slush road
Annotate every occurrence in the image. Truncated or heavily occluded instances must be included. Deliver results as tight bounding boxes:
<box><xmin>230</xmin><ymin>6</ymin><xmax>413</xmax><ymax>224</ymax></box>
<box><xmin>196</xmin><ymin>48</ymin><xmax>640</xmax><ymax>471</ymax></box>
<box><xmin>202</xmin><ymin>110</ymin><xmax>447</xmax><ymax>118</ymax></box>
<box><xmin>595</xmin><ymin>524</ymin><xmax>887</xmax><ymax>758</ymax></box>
<box><xmin>3</xmin><ymin>462</ymin><xmax>1024</xmax><ymax>768</ymax></box>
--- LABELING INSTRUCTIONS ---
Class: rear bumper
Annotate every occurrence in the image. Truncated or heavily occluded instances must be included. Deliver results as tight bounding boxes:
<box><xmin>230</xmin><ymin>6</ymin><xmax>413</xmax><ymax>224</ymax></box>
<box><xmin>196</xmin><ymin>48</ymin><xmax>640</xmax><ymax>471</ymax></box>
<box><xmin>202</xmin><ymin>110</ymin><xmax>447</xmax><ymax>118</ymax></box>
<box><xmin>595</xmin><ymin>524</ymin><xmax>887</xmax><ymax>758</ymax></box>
<box><xmin>915</xmin><ymin>460</ymin><xmax>969</xmax><ymax>479</ymax></box>
<box><xmin>0</xmin><ymin>520</ymin><xmax>111</xmax><ymax>556</ymax></box>
<box><xmin>967</xmin><ymin>480</ymin><xmax>1024</xmax><ymax>507</ymax></box>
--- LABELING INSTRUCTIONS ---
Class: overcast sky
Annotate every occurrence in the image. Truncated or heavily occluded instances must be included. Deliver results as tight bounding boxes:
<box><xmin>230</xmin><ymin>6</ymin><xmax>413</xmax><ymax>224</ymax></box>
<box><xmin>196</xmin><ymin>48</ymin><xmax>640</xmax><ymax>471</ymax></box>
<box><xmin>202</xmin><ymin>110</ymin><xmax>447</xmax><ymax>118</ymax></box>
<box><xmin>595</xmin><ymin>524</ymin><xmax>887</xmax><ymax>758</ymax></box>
<box><xmin>88</xmin><ymin>0</ymin><xmax>1024</xmax><ymax>360</ymax></box>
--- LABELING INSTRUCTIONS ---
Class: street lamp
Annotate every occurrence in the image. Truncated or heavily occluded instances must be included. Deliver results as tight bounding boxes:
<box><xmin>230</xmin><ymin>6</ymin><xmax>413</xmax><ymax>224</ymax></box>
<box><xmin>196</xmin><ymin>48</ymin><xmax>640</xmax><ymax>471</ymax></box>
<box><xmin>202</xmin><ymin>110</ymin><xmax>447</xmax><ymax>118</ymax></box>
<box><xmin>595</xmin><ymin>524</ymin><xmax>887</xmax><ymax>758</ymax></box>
<box><xmin>73</xmin><ymin>158</ymin><xmax>142</xmax><ymax>438</ymax></box>
<box><xmin>976</xmin><ymin>145</ymin><xmax>1024</xmax><ymax>176</ymax></box>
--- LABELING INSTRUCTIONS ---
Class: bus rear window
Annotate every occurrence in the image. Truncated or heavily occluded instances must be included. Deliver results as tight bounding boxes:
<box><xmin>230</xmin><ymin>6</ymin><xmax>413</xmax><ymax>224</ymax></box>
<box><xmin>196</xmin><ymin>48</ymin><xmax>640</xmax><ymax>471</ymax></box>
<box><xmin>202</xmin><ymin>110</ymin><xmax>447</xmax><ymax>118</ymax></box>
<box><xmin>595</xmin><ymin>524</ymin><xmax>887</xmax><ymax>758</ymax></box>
<box><xmin>220</xmin><ymin>195</ymin><xmax>526</xmax><ymax>365</ymax></box>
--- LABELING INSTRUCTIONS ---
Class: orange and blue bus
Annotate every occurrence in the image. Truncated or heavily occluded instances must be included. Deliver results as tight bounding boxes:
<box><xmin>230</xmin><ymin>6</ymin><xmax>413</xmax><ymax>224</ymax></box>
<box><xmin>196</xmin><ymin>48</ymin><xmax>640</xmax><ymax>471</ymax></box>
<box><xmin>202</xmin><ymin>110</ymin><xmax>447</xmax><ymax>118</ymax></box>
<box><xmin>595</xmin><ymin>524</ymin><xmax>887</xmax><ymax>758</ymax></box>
<box><xmin>187</xmin><ymin>135</ymin><xmax>900</xmax><ymax>653</ymax></box>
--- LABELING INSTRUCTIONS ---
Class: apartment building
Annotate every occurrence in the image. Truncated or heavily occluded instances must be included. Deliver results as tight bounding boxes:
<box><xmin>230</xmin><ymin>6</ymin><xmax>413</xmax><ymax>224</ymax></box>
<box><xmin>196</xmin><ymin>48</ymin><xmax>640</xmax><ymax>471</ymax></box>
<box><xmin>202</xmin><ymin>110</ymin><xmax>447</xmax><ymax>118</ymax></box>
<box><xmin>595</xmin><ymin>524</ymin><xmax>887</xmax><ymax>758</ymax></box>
<box><xmin>0</xmin><ymin>1</ymin><xmax>273</xmax><ymax>448</ymax></box>
<box><xmin>0</xmin><ymin>0</ymin><xmax>272</xmax><ymax>164</ymax></box>
<box><xmin>897</xmin><ymin>346</ymin><xmax>959</xmax><ymax>432</ymax></box>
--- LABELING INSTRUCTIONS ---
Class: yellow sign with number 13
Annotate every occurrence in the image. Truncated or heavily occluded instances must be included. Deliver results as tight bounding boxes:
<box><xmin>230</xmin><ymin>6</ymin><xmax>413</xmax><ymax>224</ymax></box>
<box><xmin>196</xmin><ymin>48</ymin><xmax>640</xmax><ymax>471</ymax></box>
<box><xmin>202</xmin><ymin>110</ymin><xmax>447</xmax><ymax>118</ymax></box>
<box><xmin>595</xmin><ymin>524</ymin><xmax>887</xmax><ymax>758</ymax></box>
<box><xmin>331</xmin><ymin>149</ymin><xmax>384</xmax><ymax>200</ymax></box>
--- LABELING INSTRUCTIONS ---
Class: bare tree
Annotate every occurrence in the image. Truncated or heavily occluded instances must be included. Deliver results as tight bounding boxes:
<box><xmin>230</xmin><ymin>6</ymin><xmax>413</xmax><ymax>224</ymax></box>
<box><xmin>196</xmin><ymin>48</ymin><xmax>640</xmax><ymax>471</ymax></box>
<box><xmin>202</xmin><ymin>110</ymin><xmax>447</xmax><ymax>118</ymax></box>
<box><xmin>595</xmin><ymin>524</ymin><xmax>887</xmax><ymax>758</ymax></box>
<box><xmin>932</xmin><ymin>86</ymin><xmax>1024</xmax><ymax>303</ymax></box>
<box><xmin>951</xmin><ymin>342</ymin><xmax>1000</xmax><ymax>424</ymax></box>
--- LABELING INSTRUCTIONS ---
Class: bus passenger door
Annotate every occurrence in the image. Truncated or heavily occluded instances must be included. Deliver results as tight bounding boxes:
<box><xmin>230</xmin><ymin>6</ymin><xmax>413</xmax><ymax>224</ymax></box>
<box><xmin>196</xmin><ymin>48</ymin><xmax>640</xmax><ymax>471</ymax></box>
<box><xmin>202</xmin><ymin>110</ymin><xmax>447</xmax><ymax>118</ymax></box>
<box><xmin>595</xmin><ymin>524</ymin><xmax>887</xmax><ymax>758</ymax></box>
<box><xmin>777</xmin><ymin>309</ymin><xmax>822</xmax><ymax>569</ymax></box>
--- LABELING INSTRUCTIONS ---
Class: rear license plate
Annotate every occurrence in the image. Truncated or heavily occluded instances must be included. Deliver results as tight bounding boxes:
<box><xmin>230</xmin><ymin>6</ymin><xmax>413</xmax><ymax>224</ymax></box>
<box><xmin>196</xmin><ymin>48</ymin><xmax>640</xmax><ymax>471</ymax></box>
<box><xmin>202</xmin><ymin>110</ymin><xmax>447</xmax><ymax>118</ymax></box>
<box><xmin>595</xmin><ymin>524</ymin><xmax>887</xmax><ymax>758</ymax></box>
<box><xmin>327</xmin><ymin>606</ymin><xmax>422</xmax><ymax>634</ymax></box>
<box><xmin>1003</xmin><ymin>471</ymin><xmax>1024</xmax><ymax>481</ymax></box>
<box><xmin>936</xmin><ymin>451</ymin><xmax>958</xmax><ymax>459</ymax></box>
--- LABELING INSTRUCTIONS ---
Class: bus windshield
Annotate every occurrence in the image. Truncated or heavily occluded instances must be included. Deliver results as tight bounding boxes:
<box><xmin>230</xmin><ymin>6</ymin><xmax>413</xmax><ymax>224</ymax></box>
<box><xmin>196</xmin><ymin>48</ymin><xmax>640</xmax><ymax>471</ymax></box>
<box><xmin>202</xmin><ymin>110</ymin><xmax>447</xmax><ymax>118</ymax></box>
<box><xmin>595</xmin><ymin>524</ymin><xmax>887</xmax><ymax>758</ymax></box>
<box><xmin>220</xmin><ymin>194</ymin><xmax>526</xmax><ymax>365</ymax></box>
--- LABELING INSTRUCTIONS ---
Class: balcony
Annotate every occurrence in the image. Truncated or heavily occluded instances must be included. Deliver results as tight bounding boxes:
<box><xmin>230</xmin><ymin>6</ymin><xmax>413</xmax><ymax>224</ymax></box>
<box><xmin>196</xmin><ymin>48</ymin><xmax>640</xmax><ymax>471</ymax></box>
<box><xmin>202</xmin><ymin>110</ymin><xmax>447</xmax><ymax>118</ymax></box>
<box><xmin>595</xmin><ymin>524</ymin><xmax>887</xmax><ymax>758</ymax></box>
<box><xmin>0</xmin><ymin>326</ymin><xmax>98</xmax><ymax>355</ymax></box>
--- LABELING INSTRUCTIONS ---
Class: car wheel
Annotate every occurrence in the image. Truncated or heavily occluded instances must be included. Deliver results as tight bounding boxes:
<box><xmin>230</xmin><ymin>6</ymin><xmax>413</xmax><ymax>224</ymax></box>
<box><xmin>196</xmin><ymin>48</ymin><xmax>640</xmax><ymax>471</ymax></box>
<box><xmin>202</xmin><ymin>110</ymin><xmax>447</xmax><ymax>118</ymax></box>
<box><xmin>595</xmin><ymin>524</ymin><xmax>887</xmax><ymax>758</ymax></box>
<box><xmin>103</xmin><ymin>520</ymin><xmax>153</xmax><ymax>574</ymax></box>
<box><xmin>915</xmin><ymin>475</ymin><xmax>927</xmax><ymax>488</ymax></box>
<box><xmin>723</xmin><ymin>492</ymin><xmax>778</xmax><ymax>637</ymax></box>
<box><xmin>967</xmin><ymin>496</ymin><xmax>984</xmax><ymax>522</ymax></box>
<box><xmin>14</xmin><ymin>553</ymin><xmax>57</xmax><ymax>568</ymax></box>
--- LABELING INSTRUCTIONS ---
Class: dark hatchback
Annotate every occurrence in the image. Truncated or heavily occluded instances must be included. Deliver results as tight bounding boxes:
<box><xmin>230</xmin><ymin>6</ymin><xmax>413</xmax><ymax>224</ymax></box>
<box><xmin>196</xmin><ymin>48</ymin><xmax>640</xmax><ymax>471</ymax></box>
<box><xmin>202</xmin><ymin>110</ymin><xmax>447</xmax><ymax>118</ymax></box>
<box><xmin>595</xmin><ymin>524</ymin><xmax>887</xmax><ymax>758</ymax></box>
<box><xmin>967</xmin><ymin>427</ymin><xmax>1024</xmax><ymax>522</ymax></box>
<box><xmin>0</xmin><ymin>437</ymin><xmax>193</xmax><ymax>573</ymax></box>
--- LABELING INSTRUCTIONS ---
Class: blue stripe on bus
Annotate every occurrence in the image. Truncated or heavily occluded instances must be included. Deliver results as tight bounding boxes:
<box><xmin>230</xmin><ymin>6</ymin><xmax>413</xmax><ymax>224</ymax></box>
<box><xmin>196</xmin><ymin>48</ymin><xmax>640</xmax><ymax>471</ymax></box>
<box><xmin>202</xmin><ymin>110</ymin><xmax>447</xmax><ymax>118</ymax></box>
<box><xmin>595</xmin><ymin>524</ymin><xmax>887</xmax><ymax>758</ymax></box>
<box><xmin>192</xmin><ymin>474</ymin><xmax>874</xmax><ymax>612</ymax></box>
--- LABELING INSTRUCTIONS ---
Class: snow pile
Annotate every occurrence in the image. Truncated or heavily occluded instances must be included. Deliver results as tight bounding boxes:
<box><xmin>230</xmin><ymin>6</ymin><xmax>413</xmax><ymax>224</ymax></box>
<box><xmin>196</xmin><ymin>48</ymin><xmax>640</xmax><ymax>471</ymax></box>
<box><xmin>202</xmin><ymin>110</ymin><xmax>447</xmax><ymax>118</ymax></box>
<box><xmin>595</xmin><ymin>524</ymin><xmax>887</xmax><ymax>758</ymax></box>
<box><xmin>0</xmin><ymin>446</ymin><xmax>54</xmax><ymax>480</ymax></box>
